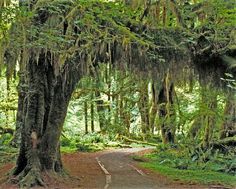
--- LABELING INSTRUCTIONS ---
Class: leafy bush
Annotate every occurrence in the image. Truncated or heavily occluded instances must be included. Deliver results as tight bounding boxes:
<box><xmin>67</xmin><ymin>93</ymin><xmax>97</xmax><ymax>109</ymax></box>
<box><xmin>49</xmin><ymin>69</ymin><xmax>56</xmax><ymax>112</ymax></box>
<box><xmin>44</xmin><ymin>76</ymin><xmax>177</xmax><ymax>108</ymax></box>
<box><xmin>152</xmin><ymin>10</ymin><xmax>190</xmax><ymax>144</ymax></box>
<box><xmin>0</xmin><ymin>133</ymin><xmax>13</xmax><ymax>145</ymax></box>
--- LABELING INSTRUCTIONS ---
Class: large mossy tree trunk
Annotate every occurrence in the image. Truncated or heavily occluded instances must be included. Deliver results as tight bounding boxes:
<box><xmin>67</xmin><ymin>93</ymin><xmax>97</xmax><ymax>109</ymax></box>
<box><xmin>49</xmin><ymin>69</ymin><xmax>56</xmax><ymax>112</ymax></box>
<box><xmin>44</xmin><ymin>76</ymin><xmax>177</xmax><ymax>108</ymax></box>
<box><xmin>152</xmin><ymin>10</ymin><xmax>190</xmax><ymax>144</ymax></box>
<box><xmin>11</xmin><ymin>65</ymin><xmax>27</xmax><ymax>147</ymax></box>
<box><xmin>12</xmin><ymin>52</ymin><xmax>81</xmax><ymax>188</ymax></box>
<box><xmin>158</xmin><ymin>73</ymin><xmax>176</xmax><ymax>144</ymax></box>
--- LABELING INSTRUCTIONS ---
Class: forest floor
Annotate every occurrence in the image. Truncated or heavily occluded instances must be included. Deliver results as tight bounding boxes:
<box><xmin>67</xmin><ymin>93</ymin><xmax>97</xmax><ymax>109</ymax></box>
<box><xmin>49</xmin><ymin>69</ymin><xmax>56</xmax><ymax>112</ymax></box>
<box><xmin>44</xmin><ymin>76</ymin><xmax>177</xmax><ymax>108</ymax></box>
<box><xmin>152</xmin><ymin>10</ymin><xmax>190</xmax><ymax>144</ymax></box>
<box><xmin>0</xmin><ymin>147</ymin><xmax>229</xmax><ymax>189</ymax></box>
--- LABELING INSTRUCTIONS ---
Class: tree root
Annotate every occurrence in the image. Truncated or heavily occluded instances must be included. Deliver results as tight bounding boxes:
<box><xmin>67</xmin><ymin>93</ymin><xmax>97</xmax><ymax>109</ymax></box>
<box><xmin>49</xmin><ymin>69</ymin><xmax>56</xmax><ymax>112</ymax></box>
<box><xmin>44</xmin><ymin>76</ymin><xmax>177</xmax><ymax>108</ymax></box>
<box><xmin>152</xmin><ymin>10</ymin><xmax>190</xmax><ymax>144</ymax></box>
<box><xmin>18</xmin><ymin>167</ymin><xmax>45</xmax><ymax>189</ymax></box>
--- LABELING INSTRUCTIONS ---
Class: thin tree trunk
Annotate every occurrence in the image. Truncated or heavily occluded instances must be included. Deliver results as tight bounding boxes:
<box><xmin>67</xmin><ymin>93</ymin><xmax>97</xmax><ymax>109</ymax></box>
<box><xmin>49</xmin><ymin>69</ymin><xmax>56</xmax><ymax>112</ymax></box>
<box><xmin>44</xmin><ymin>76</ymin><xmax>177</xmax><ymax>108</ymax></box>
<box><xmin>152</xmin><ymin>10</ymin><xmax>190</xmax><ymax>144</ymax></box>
<box><xmin>149</xmin><ymin>81</ymin><xmax>159</xmax><ymax>134</ymax></box>
<box><xmin>105</xmin><ymin>63</ymin><xmax>112</xmax><ymax>125</ymax></box>
<box><xmin>155</xmin><ymin>1</ymin><xmax>161</xmax><ymax>24</ymax></box>
<box><xmin>162</xmin><ymin>1</ymin><xmax>167</xmax><ymax>27</ymax></box>
<box><xmin>84</xmin><ymin>101</ymin><xmax>88</xmax><ymax>134</ymax></box>
<box><xmin>5</xmin><ymin>77</ymin><xmax>10</xmax><ymax>127</ymax></box>
<box><xmin>90</xmin><ymin>92</ymin><xmax>95</xmax><ymax>132</ymax></box>
<box><xmin>120</xmin><ymin>98</ymin><xmax>131</xmax><ymax>135</ymax></box>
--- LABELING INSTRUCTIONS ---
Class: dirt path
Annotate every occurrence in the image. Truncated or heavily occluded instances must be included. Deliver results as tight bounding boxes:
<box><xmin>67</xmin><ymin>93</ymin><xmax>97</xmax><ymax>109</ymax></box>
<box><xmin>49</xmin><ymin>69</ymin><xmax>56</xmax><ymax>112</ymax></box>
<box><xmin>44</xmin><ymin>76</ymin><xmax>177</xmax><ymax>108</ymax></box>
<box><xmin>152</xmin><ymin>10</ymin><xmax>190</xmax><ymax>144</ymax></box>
<box><xmin>96</xmin><ymin>148</ymin><xmax>207</xmax><ymax>189</ymax></box>
<box><xmin>0</xmin><ymin>148</ymin><xmax>209</xmax><ymax>189</ymax></box>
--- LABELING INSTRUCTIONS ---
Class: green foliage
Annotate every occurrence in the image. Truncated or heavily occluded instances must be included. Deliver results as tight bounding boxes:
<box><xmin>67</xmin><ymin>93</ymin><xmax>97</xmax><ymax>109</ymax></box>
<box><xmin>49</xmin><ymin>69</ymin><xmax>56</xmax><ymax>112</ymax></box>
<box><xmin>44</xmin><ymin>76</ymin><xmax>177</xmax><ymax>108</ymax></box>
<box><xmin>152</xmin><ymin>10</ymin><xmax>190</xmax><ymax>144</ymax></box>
<box><xmin>140</xmin><ymin>146</ymin><xmax>236</xmax><ymax>186</ymax></box>
<box><xmin>221</xmin><ymin>73</ymin><xmax>236</xmax><ymax>90</ymax></box>
<box><xmin>143</xmin><ymin>144</ymin><xmax>236</xmax><ymax>176</ymax></box>
<box><xmin>141</xmin><ymin>161</ymin><xmax>236</xmax><ymax>187</ymax></box>
<box><xmin>0</xmin><ymin>6</ymin><xmax>16</xmax><ymax>39</ymax></box>
<box><xmin>0</xmin><ymin>133</ymin><xmax>12</xmax><ymax>145</ymax></box>
<box><xmin>6</xmin><ymin>0</ymin><xmax>157</xmax><ymax>71</ymax></box>
<box><xmin>0</xmin><ymin>74</ymin><xmax>18</xmax><ymax>148</ymax></box>
<box><xmin>189</xmin><ymin>146</ymin><xmax>236</xmax><ymax>175</ymax></box>
<box><xmin>61</xmin><ymin>132</ymin><xmax>122</xmax><ymax>152</ymax></box>
<box><xmin>0</xmin><ymin>144</ymin><xmax>18</xmax><ymax>166</ymax></box>
<box><xmin>207</xmin><ymin>0</ymin><xmax>236</xmax><ymax>28</ymax></box>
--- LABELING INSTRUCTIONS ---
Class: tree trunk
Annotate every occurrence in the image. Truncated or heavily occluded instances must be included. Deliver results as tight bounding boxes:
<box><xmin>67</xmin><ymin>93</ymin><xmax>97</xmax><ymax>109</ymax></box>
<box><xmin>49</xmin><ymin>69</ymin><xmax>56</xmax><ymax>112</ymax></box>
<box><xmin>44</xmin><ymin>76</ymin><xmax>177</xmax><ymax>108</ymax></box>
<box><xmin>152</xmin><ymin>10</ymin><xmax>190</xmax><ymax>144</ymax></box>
<box><xmin>95</xmin><ymin>90</ymin><xmax>107</xmax><ymax>132</ymax></box>
<box><xmin>149</xmin><ymin>81</ymin><xmax>159</xmax><ymax>134</ymax></box>
<box><xmin>5</xmin><ymin>77</ymin><xmax>10</xmax><ymax>127</ymax></box>
<box><xmin>137</xmin><ymin>81</ymin><xmax>150</xmax><ymax>135</ymax></box>
<box><xmin>162</xmin><ymin>1</ymin><xmax>167</xmax><ymax>27</ymax></box>
<box><xmin>12</xmin><ymin>52</ymin><xmax>81</xmax><ymax>188</ymax></box>
<box><xmin>92</xmin><ymin>66</ymin><xmax>107</xmax><ymax>132</ymax></box>
<box><xmin>122</xmin><ymin>99</ymin><xmax>131</xmax><ymax>135</ymax></box>
<box><xmin>11</xmin><ymin>52</ymin><xmax>27</xmax><ymax>147</ymax></box>
<box><xmin>84</xmin><ymin>101</ymin><xmax>88</xmax><ymax>134</ymax></box>
<box><xmin>10</xmin><ymin>70</ymin><xmax>26</xmax><ymax>147</ymax></box>
<box><xmin>105</xmin><ymin>63</ymin><xmax>112</xmax><ymax>125</ymax></box>
<box><xmin>189</xmin><ymin>117</ymin><xmax>202</xmax><ymax>139</ymax></box>
<box><xmin>90</xmin><ymin>92</ymin><xmax>95</xmax><ymax>132</ymax></box>
<box><xmin>158</xmin><ymin>73</ymin><xmax>175</xmax><ymax>144</ymax></box>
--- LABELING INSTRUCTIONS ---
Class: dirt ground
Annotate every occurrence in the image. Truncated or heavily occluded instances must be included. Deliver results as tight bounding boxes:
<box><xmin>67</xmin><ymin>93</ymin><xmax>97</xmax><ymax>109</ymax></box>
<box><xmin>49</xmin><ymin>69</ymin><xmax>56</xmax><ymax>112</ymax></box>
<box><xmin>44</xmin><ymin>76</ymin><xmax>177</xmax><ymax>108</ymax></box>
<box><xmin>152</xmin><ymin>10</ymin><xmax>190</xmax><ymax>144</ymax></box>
<box><xmin>0</xmin><ymin>148</ymin><xmax>229</xmax><ymax>189</ymax></box>
<box><xmin>0</xmin><ymin>151</ymin><xmax>106</xmax><ymax>189</ymax></box>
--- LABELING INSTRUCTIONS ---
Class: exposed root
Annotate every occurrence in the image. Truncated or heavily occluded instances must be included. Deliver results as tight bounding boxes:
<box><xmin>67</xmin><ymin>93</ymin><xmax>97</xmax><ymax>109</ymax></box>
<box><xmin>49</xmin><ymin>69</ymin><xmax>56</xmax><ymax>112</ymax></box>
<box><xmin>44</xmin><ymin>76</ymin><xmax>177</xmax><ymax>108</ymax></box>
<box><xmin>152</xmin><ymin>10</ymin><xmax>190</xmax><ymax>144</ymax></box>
<box><xmin>18</xmin><ymin>167</ymin><xmax>45</xmax><ymax>188</ymax></box>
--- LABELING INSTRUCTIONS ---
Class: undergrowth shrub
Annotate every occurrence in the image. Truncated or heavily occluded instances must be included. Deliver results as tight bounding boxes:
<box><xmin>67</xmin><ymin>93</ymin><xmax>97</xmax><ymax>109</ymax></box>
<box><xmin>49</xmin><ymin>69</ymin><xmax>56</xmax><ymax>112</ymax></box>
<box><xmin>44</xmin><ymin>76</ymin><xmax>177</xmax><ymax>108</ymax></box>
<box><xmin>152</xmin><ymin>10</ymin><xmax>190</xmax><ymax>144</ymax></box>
<box><xmin>150</xmin><ymin>143</ymin><xmax>236</xmax><ymax>175</ymax></box>
<box><xmin>61</xmin><ymin>132</ymin><xmax>121</xmax><ymax>152</ymax></box>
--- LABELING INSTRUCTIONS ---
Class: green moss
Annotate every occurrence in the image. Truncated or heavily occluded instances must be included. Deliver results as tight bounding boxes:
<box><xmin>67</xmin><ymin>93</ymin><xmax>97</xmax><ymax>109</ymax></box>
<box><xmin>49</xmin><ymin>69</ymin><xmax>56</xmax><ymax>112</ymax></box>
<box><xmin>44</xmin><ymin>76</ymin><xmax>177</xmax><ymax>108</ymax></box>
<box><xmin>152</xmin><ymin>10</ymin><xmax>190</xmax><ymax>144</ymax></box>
<box><xmin>140</xmin><ymin>154</ymin><xmax>236</xmax><ymax>187</ymax></box>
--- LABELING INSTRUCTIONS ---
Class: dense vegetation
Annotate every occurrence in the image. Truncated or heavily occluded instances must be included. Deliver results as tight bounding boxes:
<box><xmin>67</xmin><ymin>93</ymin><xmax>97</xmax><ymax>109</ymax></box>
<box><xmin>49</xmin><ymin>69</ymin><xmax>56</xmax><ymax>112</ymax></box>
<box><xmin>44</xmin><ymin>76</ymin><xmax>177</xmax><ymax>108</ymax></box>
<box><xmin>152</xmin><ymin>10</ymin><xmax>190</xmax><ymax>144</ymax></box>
<box><xmin>0</xmin><ymin>0</ymin><xmax>235</xmax><ymax>188</ymax></box>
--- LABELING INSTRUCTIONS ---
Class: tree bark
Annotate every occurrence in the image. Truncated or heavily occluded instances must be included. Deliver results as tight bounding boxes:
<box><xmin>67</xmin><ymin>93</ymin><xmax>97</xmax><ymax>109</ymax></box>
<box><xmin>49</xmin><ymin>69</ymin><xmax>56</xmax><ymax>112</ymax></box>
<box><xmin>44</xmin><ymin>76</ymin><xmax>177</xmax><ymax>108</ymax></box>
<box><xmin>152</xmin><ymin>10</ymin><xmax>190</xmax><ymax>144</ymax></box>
<box><xmin>137</xmin><ymin>81</ymin><xmax>150</xmax><ymax>135</ymax></box>
<box><xmin>84</xmin><ymin>101</ymin><xmax>88</xmax><ymax>134</ymax></box>
<box><xmin>149</xmin><ymin>81</ymin><xmax>160</xmax><ymax>134</ymax></box>
<box><xmin>12</xmin><ymin>52</ymin><xmax>81</xmax><ymax>188</ymax></box>
<box><xmin>90</xmin><ymin>92</ymin><xmax>95</xmax><ymax>132</ymax></box>
<box><xmin>158</xmin><ymin>73</ymin><xmax>176</xmax><ymax>144</ymax></box>
<box><xmin>11</xmin><ymin>55</ymin><xmax>27</xmax><ymax>147</ymax></box>
<box><xmin>95</xmin><ymin>90</ymin><xmax>107</xmax><ymax>131</ymax></box>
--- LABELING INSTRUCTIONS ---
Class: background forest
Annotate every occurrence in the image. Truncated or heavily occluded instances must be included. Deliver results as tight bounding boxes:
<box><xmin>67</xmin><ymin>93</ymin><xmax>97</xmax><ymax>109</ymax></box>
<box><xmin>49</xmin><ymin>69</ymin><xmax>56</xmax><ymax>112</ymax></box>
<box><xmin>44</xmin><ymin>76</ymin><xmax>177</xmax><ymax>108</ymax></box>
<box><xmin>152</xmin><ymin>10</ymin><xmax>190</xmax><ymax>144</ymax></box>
<box><xmin>0</xmin><ymin>0</ymin><xmax>235</xmax><ymax>188</ymax></box>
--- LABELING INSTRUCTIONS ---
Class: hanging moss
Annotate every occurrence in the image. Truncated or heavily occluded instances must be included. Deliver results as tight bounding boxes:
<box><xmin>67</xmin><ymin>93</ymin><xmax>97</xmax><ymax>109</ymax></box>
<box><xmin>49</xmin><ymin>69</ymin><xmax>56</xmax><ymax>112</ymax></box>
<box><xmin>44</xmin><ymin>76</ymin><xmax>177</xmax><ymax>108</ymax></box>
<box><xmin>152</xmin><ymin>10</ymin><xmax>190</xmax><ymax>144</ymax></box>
<box><xmin>1</xmin><ymin>0</ymin><xmax>234</xmax><ymax>88</ymax></box>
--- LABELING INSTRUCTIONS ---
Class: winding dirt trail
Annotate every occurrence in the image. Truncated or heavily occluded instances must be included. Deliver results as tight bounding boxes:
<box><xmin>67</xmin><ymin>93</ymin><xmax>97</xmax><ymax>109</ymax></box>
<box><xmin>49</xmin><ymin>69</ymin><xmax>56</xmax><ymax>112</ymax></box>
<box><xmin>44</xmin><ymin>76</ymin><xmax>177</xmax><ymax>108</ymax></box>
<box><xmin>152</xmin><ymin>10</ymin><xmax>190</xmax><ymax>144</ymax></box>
<box><xmin>0</xmin><ymin>148</ymin><xmax>210</xmax><ymax>189</ymax></box>
<box><xmin>95</xmin><ymin>148</ymin><xmax>207</xmax><ymax>189</ymax></box>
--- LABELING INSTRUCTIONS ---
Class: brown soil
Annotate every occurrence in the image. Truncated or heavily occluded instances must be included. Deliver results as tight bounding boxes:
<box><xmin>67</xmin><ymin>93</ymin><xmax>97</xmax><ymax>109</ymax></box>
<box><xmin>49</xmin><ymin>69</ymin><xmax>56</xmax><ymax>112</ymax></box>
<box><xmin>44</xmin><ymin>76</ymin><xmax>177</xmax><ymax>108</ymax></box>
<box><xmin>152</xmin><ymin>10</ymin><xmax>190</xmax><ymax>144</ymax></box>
<box><xmin>0</xmin><ymin>151</ymin><xmax>105</xmax><ymax>189</ymax></box>
<box><xmin>62</xmin><ymin>151</ymin><xmax>105</xmax><ymax>189</ymax></box>
<box><xmin>0</xmin><ymin>148</ymin><xmax>227</xmax><ymax>189</ymax></box>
